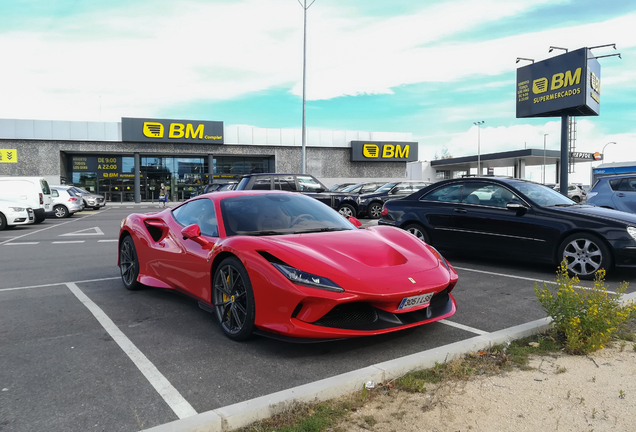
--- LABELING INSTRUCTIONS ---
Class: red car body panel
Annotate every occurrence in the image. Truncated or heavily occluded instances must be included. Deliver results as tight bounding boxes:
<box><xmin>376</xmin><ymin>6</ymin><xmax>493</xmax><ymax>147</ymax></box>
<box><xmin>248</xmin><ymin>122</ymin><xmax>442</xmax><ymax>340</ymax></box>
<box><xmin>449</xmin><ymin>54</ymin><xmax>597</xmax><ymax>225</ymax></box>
<box><xmin>118</xmin><ymin>191</ymin><xmax>458</xmax><ymax>340</ymax></box>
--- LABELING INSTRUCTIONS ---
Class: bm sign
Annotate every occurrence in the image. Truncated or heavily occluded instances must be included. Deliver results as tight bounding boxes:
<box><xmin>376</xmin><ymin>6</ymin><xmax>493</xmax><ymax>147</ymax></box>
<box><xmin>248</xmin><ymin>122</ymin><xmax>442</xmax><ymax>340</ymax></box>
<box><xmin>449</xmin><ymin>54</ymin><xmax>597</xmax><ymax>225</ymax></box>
<box><xmin>122</xmin><ymin>117</ymin><xmax>224</xmax><ymax>144</ymax></box>
<box><xmin>350</xmin><ymin>141</ymin><xmax>418</xmax><ymax>162</ymax></box>
<box><xmin>516</xmin><ymin>47</ymin><xmax>601</xmax><ymax>118</ymax></box>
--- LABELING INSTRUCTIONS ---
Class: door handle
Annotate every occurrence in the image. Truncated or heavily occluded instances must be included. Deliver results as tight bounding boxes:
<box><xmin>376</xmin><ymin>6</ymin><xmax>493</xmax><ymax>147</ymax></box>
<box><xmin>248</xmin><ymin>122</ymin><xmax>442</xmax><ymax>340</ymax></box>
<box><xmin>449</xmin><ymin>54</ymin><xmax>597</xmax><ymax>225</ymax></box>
<box><xmin>617</xmin><ymin>193</ymin><xmax>625</xmax><ymax>197</ymax></box>
<box><xmin>453</xmin><ymin>208</ymin><xmax>467</xmax><ymax>213</ymax></box>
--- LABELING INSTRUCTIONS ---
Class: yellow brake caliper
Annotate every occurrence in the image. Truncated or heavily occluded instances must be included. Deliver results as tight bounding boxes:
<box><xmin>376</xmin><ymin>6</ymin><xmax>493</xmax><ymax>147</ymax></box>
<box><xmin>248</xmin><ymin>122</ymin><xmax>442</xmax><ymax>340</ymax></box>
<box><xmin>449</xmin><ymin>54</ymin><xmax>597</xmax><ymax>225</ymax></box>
<box><xmin>224</xmin><ymin>275</ymin><xmax>231</xmax><ymax>317</ymax></box>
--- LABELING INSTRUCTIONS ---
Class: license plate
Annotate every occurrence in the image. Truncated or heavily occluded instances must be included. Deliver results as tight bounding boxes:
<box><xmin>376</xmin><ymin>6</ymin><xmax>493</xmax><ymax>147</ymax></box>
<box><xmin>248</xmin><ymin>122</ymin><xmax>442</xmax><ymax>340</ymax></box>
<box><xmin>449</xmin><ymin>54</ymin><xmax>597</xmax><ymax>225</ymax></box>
<box><xmin>398</xmin><ymin>292</ymin><xmax>434</xmax><ymax>310</ymax></box>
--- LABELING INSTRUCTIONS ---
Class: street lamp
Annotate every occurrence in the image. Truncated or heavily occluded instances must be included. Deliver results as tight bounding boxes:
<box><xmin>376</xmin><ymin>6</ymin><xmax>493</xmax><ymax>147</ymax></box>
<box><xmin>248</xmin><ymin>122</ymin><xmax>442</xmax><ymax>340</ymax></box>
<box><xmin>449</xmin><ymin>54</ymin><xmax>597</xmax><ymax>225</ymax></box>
<box><xmin>602</xmin><ymin>141</ymin><xmax>617</xmax><ymax>163</ymax></box>
<box><xmin>298</xmin><ymin>0</ymin><xmax>317</xmax><ymax>174</ymax></box>
<box><xmin>473</xmin><ymin>121</ymin><xmax>484</xmax><ymax>176</ymax></box>
<box><xmin>543</xmin><ymin>134</ymin><xmax>548</xmax><ymax>184</ymax></box>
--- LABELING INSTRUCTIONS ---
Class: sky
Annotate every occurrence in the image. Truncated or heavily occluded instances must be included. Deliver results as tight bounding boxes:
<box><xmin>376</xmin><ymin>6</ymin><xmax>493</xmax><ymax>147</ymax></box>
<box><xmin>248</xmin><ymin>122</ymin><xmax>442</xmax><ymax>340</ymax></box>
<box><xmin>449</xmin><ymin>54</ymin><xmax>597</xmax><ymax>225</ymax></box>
<box><xmin>2</xmin><ymin>0</ymin><xmax>635</xmax><ymax>184</ymax></box>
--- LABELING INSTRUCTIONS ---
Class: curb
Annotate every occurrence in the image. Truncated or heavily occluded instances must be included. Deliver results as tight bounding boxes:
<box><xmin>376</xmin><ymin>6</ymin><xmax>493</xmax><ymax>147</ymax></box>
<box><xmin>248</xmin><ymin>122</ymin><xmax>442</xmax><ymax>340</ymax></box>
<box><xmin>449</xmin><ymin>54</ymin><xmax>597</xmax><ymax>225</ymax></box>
<box><xmin>141</xmin><ymin>317</ymin><xmax>552</xmax><ymax>432</ymax></box>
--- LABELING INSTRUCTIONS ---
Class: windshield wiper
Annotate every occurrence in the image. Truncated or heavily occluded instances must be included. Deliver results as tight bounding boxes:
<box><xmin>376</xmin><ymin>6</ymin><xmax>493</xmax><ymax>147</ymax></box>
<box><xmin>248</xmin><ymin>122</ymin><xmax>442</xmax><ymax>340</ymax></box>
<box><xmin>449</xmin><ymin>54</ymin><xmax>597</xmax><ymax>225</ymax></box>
<box><xmin>293</xmin><ymin>227</ymin><xmax>349</xmax><ymax>234</ymax></box>
<box><xmin>241</xmin><ymin>230</ymin><xmax>281</xmax><ymax>236</ymax></box>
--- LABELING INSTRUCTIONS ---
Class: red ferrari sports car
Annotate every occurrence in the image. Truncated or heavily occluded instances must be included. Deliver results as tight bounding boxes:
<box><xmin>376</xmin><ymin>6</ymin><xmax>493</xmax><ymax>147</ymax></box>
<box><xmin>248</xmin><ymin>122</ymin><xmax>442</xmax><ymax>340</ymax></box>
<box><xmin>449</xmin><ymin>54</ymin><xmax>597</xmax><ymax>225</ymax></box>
<box><xmin>118</xmin><ymin>191</ymin><xmax>458</xmax><ymax>341</ymax></box>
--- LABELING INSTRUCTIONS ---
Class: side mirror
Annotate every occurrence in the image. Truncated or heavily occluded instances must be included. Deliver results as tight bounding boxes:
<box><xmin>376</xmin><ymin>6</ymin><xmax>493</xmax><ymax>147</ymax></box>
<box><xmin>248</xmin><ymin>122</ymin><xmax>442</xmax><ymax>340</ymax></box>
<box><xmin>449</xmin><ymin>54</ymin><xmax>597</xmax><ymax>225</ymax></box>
<box><xmin>181</xmin><ymin>224</ymin><xmax>213</xmax><ymax>248</ymax></box>
<box><xmin>506</xmin><ymin>202</ymin><xmax>527</xmax><ymax>215</ymax></box>
<box><xmin>347</xmin><ymin>216</ymin><xmax>362</xmax><ymax>228</ymax></box>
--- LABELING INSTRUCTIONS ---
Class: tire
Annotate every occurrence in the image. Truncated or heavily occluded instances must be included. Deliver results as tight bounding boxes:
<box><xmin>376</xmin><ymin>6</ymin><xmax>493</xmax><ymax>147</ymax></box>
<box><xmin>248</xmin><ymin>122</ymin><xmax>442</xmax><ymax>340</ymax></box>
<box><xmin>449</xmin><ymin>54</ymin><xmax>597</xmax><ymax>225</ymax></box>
<box><xmin>337</xmin><ymin>203</ymin><xmax>356</xmax><ymax>218</ymax></box>
<box><xmin>53</xmin><ymin>205</ymin><xmax>69</xmax><ymax>218</ymax></box>
<box><xmin>572</xmin><ymin>196</ymin><xmax>581</xmax><ymax>203</ymax></box>
<box><xmin>119</xmin><ymin>236</ymin><xmax>142</xmax><ymax>290</ymax></box>
<box><xmin>403</xmin><ymin>223</ymin><xmax>430</xmax><ymax>243</ymax></box>
<box><xmin>212</xmin><ymin>257</ymin><xmax>255</xmax><ymax>341</ymax></box>
<box><xmin>368</xmin><ymin>202</ymin><xmax>383</xmax><ymax>219</ymax></box>
<box><xmin>558</xmin><ymin>233</ymin><xmax>611</xmax><ymax>280</ymax></box>
<box><xmin>34</xmin><ymin>215</ymin><xmax>45</xmax><ymax>224</ymax></box>
<box><xmin>0</xmin><ymin>213</ymin><xmax>6</xmax><ymax>231</ymax></box>
<box><xmin>93</xmin><ymin>207</ymin><xmax>100</xmax><ymax>210</ymax></box>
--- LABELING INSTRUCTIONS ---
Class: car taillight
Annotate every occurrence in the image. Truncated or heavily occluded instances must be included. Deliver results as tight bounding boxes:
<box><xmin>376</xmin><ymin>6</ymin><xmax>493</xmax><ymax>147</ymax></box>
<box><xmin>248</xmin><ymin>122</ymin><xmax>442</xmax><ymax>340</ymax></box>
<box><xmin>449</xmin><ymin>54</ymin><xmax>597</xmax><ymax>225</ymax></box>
<box><xmin>380</xmin><ymin>204</ymin><xmax>388</xmax><ymax>216</ymax></box>
<box><xmin>39</xmin><ymin>193</ymin><xmax>43</xmax><ymax>204</ymax></box>
<box><xmin>69</xmin><ymin>197</ymin><xmax>78</xmax><ymax>201</ymax></box>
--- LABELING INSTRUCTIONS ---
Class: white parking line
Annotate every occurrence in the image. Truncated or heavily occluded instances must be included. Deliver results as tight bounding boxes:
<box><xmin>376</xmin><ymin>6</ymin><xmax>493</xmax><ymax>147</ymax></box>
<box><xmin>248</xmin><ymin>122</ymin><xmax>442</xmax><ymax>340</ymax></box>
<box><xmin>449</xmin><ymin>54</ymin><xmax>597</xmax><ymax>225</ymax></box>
<box><xmin>52</xmin><ymin>241</ymin><xmax>85</xmax><ymax>244</ymax></box>
<box><xmin>65</xmin><ymin>282</ymin><xmax>198</xmax><ymax>420</ymax></box>
<box><xmin>0</xmin><ymin>276</ymin><xmax>120</xmax><ymax>292</ymax></box>
<box><xmin>454</xmin><ymin>266</ymin><xmax>617</xmax><ymax>294</ymax></box>
<box><xmin>5</xmin><ymin>242</ymin><xmax>40</xmax><ymax>245</ymax></box>
<box><xmin>98</xmin><ymin>239</ymin><xmax>118</xmax><ymax>243</ymax></box>
<box><xmin>439</xmin><ymin>319</ymin><xmax>488</xmax><ymax>335</ymax></box>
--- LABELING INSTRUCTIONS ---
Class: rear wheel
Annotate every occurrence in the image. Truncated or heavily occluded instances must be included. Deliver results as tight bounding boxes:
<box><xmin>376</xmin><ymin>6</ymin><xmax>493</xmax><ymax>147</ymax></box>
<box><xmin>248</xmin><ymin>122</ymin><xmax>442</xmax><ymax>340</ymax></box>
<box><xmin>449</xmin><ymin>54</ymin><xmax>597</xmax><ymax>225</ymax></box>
<box><xmin>119</xmin><ymin>236</ymin><xmax>142</xmax><ymax>290</ymax></box>
<box><xmin>34</xmin><ymin>214</ymin><xmax>45</xmax><ymax>224</ymax></box>
<box><xmin>572</xmin><ymin>196</ymin><xmax>581</xmax><ymax>203</ymax></box>
<box><xmin>368</xmin><ymin>202</ymin><xmax>383</xmax><ymax>219</ymax></box>
<box><xmin>53</xmin><ymin>205</ymin><xmax>69</xmax><ymax>218</ymax></box>
<box><xmin>212</xmin><ymin>257</ymin><xmax>255</xmax><ymax>341</ymax></box>
<box><xmin>337</xmin><ymin>203</ymin><xmax>356</xmax><ymax>218</ymax></box>
<box><xmin>558</xmin><ymin>233</ymin><xmax>611</xmax><ymax>280</ymax></box>
<box><xmin>403</xmin><ymin>223</ymin><xmax>430</xmax><ymax>243</ymax></box>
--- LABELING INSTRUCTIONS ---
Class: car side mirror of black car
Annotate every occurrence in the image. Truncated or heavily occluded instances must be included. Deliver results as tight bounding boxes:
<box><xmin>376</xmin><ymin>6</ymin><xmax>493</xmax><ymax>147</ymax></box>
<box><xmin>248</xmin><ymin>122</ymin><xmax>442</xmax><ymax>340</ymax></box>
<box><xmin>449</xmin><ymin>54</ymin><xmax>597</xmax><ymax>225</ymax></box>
<box><xmin>181</xmin><ymin>224</ymin><xmax>213</xmax><ymax>248</ymax></box>
<box><xmin>506</xmin><ymin>202</ymin><xmax>528</xmax><ymax>214</ymax></box>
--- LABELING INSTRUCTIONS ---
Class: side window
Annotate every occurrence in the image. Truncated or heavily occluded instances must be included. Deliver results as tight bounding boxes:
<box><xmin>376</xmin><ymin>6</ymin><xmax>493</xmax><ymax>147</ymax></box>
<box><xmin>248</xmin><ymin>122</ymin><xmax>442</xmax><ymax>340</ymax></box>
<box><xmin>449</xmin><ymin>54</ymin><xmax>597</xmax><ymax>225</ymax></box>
<box><xmin>274</xmin><ymin>176</ymin><xmax>297</xmax><ymax>191</ymax></box>
<box><xmin>609</xmin><ymin>179</ymin><xmax>621</xmax><ymax>190</ymax></box>
<box><xmin>172</xmin><ymin>199</ymin><xmax>218</xmax><ymax>237</ymax></box>
<box><xmin>297</xmin><ymin>176</ymin><xmax>323</xmax><ymax>192</ymax></box>
<box><xmin>252</xmin><ymin>176</ymin><xmax>272</xmax><ymax>190</ymax></box>
<box><xmin>421</xmin><ymin>184</ymin><xmax>463</xmax><ymax>202</ymax></box>
<box><xmin>394</xmin><ymin>183</ymin><xmax>412</xmax><ymax>193</ymax></box>
<box><xmin>52</xmin><ymin>190</ymin><xmax>59</xmax><ymax>198</ymax></box>
<box><xmin>484</xmin><ymin>185</ymin><xmax>518</xmax><ymax>208</ymax></box>
<box><xmin>618</xmin><ymin>178</ymin><xmax>636</xmax><ymax>192</ymax></box>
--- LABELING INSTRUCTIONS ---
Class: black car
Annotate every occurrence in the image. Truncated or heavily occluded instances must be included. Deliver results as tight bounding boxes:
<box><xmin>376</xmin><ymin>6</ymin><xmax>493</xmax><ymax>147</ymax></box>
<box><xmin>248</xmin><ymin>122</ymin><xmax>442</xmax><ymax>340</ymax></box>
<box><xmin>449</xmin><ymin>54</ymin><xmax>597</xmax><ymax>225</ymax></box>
<box><xmin>235</xmin><ymin>173</ymin><xmax>360</xmax><ymax>217</ymax></box>
<box><xmin>203</xmin><ymin>182</ymin><xmax>237</xmax><ymax>194</ymax></box>
<box><xmin>378</xmin><ymin>176</ymin><xmax>636</xmax><ymax>279</ymax></box>
<box><xmin>357</xmin><ymin>181</ymin><xmax>431</xmax><ymax>218</ymax></box>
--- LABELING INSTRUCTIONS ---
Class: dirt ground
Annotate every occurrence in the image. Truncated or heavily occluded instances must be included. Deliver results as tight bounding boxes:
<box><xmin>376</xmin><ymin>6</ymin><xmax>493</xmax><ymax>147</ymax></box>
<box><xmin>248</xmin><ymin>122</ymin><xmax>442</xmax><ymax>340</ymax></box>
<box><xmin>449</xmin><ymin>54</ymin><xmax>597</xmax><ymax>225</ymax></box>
<box><xmin>333</xmin><ymin>344</ymin><xmax>636</xmax><ymax>432</ymax></box>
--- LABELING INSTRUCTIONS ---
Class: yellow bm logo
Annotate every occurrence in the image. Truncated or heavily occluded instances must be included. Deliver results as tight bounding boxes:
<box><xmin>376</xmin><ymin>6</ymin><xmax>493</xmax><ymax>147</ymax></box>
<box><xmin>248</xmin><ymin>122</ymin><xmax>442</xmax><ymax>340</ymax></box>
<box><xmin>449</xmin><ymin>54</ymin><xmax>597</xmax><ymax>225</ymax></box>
<box><xmin>532</xmin><ymin>68</ymin><xmax>581</xmax><ymax>94</ymax></box>
<box><xmin>143</xmin><ymin>122</ymin><xmax>205</xmax><ymax>139</ymax></box>
<box><xmin>363</xmin><ymin>144</ymin><xmax>410</xmax><ymax>159</ymax></box>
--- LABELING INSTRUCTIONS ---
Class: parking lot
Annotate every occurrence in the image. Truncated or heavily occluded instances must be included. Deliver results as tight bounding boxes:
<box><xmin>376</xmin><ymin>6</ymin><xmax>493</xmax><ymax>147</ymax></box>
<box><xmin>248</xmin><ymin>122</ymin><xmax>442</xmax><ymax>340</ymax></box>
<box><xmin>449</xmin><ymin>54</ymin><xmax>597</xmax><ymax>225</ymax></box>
<box><xmin>1</xmin><ymin>205</ymin><xmax>635</xmax><ymax>432</ymax></box>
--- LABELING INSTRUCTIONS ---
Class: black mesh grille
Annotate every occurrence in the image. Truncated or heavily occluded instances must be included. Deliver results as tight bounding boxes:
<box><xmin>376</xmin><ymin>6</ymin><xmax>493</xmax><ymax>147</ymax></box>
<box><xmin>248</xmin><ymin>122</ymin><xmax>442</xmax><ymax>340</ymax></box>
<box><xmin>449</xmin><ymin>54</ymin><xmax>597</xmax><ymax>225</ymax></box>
<box><xmin>313</xmin><ymin>303</ymin><xmax>378</xmax><ymax>327</ymax></box>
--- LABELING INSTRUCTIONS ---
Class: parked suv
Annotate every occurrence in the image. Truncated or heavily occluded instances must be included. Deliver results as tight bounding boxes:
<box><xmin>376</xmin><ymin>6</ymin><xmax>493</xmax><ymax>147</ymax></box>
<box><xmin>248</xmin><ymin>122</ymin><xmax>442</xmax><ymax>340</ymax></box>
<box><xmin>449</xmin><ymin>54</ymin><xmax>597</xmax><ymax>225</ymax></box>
<box><xmin>357</xmin><ymin>181</ymin><xmax>432</xmax><ymax>218</ymax></box>
<box><xmin>235</xmin><ymin>173</ymin><xmax>360</xmax><ymax>217</ymax></box>
<box><xmin>586</xmin><ymin>174</ymin><xmax>636</xmax><ymax>214</ymax></box>
<box><xmin>68</xmin><ymin>186</ymin><xmax>106</xmax><ymax>210</ymax></box>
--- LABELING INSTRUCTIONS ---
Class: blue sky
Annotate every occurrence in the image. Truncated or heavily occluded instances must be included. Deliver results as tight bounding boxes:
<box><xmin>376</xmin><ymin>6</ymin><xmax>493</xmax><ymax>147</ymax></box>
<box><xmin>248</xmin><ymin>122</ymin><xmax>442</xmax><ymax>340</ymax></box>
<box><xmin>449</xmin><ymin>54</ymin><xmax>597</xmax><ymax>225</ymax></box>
<box><xmin>2</xmin><ymin>0</ymin><xmax>635</xmax><ymax>183</ymax></box>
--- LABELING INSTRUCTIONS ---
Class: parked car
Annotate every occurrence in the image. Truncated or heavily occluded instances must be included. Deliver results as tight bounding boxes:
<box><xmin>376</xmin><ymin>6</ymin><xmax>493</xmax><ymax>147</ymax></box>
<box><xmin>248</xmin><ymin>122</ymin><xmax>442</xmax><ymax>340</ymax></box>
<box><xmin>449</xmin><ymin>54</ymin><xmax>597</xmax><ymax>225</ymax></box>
<box><xmin>586</xmin><ymin>174</ymin><xmax>636</xmax><ymax>214</ymax></box>
<box><xmin>341</xmin><ymin>182</ymin><xmax>387</xmax><ymax>195</ymax></box>
<box><xmin>378</xmin><ymin>176</ymin><xmax>636</xmax><ymax>280</ymax></box>
<box><xmin>235</xmin><ymin>173</ymin><xmax>361</xmax><ymax>217</ymax></box>
<box><xmin>553</xmin><ymin>183</ymin><xmax>587</xmax><ymax>203</ymax></box>
<box><xmin>118</xmin><ymin>190</ymin><xmax>458</xmax><ymax>341</ymax></box>
<box><xmin>357</xmin><ymin>181</ymin><xmax>432</xmax><ymax>218</ymax></box>
<box><xmin>0</xmin><ymin>199</ymin><xmax>35</xmax><ymax>230</ymax></box>
<box><xmin>0</xmin><ymin>176</ymin><xmax>52</xmax><ymax>223</ymax></box>
<box><xmin>328</xmin><ymin>183</ymin><xmax>356</xmax><ymax>192</ymax></box>
<box><xmin>67</xmin><ymin>186</ymin><xmax>106</xmax><ymax>210</ymax></box>
<box><xmin>50</xmin><ymin>186</ymin><xmax>83</xmax><ymax>218</ymax></box>
<box><xmin>203</xmin><ymin>182</ymin><xmax>237</xmax><ymax>194</ymax></box>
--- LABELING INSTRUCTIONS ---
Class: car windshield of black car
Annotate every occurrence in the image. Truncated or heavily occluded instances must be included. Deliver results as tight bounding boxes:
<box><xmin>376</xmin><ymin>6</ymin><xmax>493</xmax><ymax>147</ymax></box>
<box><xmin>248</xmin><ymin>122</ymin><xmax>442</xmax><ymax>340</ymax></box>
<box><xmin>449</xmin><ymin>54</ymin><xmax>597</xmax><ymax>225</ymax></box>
<box><xmin>220</xmin><ymin>194</ymin><xmax>355</xmax><ymax>236</ymax></box>
<box><xmin>513</xmin><ymin>181</ymin><xmax>574</xmax><ymax>206</ymax></box>
<box><xmin>375</xmin><ymin>183</ymin><xmax>397</xmax><ymax>193</ymax></box>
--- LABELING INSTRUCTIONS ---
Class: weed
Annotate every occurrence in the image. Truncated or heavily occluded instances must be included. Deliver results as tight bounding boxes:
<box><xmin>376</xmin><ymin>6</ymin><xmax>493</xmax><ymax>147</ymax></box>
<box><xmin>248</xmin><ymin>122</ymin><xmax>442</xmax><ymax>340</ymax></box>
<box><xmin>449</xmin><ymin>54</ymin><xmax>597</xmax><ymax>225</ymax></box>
<box><xmin>556</xmin><ymin>366</ymin><xmax>567</xmax><ymax>374</ymax></box>
<box><xmin>535</xmin><ymin>261</ymin><xmax>635</xmax><ymax>354</ymax></box>
<box><xmin>363</xmin><ymin>415</ymin><xmax>377</xmax><ymax>426</ymax></box>
<box><xmin>619</xmin><ymin>390</ymin><xmax>626</xmax><ymax>399</ymax></box>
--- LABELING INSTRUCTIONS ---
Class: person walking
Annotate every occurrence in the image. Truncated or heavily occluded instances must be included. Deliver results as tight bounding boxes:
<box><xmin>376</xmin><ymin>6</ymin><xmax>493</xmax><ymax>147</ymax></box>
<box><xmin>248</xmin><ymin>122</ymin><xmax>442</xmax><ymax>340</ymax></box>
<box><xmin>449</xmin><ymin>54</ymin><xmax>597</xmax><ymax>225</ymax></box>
<box><xmin>159</xmin><ymin>184</ymin><xmax>168</xmax><ymax>208</ymax></box>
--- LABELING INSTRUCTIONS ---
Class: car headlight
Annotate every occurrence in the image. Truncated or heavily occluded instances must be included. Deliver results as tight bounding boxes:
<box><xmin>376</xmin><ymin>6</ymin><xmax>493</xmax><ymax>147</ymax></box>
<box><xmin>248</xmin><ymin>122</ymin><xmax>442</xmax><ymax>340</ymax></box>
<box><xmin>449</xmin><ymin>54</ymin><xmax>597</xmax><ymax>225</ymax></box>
<box><xmin>9</xmin><ymin>207</ymin><xmax>26</xmax><ymax>212</ymax></box>
<box><xmin>425</xmin><ymin>244</ymin><xmax>451</xmax><ymax>272</ymax></box>
<box><xmin>628</xmin><ymin>226</ymin><xmax>636</xmax><ymax>241</ymax></box>
<box><xmin>271</xmin><ymin>263</ymin><xmax>344</xmax><ymax>292</ymax></box>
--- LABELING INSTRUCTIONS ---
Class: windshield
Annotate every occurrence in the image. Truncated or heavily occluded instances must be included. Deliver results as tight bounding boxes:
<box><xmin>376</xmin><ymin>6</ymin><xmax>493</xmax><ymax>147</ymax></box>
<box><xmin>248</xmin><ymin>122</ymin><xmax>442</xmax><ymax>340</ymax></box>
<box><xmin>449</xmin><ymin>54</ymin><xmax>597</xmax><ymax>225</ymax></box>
<box><xmin>220</xmin><ymin>194</ymin><xmax>356</xmax><ymax>236</ymax></box>
<box><xmin>512</xmin><ymin>181</ymin><xmax>575</xmax><ymax>206</ymax></box>
<box><xmin>374</xmin><ymin>183</ymin><xmax>397</xmax><ymax>193</ymax></box>
<box><xmin>342</xmin><ymin>184</ymin><xmax>363</xmax><ymax>193</ymax></box>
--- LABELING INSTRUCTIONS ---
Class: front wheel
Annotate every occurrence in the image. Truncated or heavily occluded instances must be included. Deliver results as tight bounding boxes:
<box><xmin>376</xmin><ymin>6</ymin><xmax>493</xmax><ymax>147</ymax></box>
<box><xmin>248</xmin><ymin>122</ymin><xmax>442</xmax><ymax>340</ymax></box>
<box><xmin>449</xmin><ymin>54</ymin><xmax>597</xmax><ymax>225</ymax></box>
<box><xmin>0</xmin><ymin>213</ymin><xmax>6</xmax><ymax>231</ymax></box>
<box><xmin>337</xmin><ymin>203</ymin><xmax>356</xmax><ymax>218</ymax></box>
<box><xmin>119</xmin><ymin>236</ymin><xmax>142</xmax><ymax>290</ymax></box>
<box><xmin>368</xmin><ymin>202</ymin><xmax>383</xmax><ymax>219</ymax></box>
<box><xmin>212</xmin><ymin>257</ymin><xmax>255</xmax><ymax>341</ymax></box>
<box><xmin>558</xmin><ymin>233</ymin><xmax>611</xmax><ymax>280</ymax></box>
<box><xmin>53</xmin><ymin>205</ymin><xmax>69</xmax><ymax>218</ymax></box>
<box><xmin>403</xmin><ymin>223</ymin><xmax>430</xmax><ymax>243</ymax></box>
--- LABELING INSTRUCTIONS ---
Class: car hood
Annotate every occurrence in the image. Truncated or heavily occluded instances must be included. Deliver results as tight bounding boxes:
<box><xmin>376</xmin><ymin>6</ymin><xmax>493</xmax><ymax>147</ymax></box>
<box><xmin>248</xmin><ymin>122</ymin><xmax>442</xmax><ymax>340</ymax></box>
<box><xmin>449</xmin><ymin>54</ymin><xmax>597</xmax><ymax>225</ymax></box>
<box><xmin>255</xmin><ymin>227</ymin><xmax>441</xmax><ymax>278</ymax></box>
<box><xmin>549</xmin><ymin>204</ymin><xmax>636</xmax><ymax>224</ymax></box>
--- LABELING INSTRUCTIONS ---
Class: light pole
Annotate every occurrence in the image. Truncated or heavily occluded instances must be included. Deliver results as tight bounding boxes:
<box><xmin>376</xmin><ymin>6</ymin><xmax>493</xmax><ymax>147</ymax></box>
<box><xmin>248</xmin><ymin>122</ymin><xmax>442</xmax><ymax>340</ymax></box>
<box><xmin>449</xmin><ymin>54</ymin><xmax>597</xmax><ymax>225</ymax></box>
<box><xmin>543</xmin><ymin>133</ymin><xmax>548</xmax><ymax>184</ymax></box>
<box><xmin>298</xmin><ymin>0</ymin><xmax>316</xmax><ymax>174</ymax></box>
<box><xmin>473</xmin><ymin>121</ymin><xmax>484</xmax><ymax>176</ymax></box>
<box><xmin>602</xmin><ymin>141</ymin><xmax>617</xmax><ymax>163</ymax></box>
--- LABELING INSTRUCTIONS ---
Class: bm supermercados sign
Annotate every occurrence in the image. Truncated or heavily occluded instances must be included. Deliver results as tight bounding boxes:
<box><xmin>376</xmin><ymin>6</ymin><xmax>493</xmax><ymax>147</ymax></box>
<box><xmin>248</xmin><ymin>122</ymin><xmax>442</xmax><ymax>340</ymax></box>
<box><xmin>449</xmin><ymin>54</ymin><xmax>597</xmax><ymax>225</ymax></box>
<box><xmin>122</xmin><ymin>117</ymin><xmax>224</xmax><ymax>144</ymax></box>
<box><xmin>516</xmin><ymin>48</ymin><xmax>601</xmax><ymax>118</ymax></box>
<box><xmin>350</xmin><ymin>141</ymin><xmax>418</xmax><ymax>162</ymax></box>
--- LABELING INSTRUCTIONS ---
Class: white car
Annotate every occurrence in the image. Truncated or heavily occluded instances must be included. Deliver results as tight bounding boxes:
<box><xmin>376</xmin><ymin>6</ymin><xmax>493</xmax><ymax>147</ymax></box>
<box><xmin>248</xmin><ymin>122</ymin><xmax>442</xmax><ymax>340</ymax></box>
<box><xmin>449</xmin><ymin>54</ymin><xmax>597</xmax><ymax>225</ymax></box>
<box><xmin>0</xmin><ymin>199</ymin><xmax>35</xmax><ymax>230</ymax></box>
<box><xmin>50</xmin><ymin>186</ymin><xmax>83</xmax><ymax>218</ymax></box>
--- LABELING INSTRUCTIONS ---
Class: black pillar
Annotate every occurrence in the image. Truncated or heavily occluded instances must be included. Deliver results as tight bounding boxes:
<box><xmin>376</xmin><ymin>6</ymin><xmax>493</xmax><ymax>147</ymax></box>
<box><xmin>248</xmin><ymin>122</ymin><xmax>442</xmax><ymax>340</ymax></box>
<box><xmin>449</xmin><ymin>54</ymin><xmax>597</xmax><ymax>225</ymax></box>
<box><xmin>134</xmin><ymin>152</ymin><xmax>140</xmax><ymax>203</ymax></box>
<box><xmin>559</xmin><ymin>115</ymin><xmax>569</xmax><ymax>196</ymax></box>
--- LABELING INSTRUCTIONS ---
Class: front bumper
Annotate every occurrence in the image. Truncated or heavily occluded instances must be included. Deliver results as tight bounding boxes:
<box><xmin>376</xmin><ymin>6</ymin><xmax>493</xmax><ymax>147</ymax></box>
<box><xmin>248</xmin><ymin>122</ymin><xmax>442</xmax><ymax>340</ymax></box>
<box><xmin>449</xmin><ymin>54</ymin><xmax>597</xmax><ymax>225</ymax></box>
<box><xmin>7</xmin><ymin>208</ymin><xmax>35</xmax><ymax>226</ymax></box>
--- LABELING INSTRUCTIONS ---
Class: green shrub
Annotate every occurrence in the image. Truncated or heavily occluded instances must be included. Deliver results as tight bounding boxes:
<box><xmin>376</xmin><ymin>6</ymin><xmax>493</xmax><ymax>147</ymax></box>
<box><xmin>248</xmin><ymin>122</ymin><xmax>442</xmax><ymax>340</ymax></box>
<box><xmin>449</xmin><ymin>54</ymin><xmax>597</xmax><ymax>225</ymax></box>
<box><xmin>535</xmin><ymin>260</ymin><xmax>635</xmax><ymax>354</ymax></box>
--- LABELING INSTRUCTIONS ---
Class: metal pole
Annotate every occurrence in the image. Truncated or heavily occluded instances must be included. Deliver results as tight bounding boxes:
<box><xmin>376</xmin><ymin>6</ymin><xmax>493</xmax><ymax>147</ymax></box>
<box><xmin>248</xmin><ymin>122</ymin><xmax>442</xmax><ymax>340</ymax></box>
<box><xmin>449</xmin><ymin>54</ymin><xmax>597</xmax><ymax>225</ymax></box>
<box><xmin>301</xmin><ymin>0</ymin><xmax>308</xmax><ymax>174</ymax></box>
<box><xmin>473</xmin><ymin>121</ymin><xmax>484</xmax><ymax>176</ymax></box>
<box><xmin>559</xmin><ymin>115</ymin><xmax>569</xmax><ymax>196</ymax></box>
<box><xmin>543</xmin><ymin>134</ymin><xmax>548</xmax><ymax>184</ymax></box>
